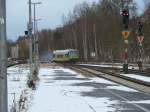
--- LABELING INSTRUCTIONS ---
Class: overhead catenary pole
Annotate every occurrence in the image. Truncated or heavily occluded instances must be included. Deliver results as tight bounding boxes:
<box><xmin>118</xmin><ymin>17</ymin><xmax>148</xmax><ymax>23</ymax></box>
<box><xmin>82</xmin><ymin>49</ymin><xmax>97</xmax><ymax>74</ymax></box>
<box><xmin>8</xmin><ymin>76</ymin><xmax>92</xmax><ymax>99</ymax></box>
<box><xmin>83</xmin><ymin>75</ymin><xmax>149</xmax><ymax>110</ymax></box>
<box><xmin>35</xmin><ymin>18</ymin><xmax>42</xmax><ymax>71</ymax></box>
<box><xmin>0</xmin><ymin>0</ymin><xmax>8</xmax><ymax>111</ymax></box>
<box><xmin>32</xmin><ymin>2</ymin><xmax>41</xmax><ymax>74</ymax></box>
<box><xmin>33</xmin><ymin>3</ymin><xmax>36</xmax><ymax>66</ymax></box>
<box><xmin>28</xmin><ymin>0</ymin><xmax>33</xmax><ymax>78</ymax></box>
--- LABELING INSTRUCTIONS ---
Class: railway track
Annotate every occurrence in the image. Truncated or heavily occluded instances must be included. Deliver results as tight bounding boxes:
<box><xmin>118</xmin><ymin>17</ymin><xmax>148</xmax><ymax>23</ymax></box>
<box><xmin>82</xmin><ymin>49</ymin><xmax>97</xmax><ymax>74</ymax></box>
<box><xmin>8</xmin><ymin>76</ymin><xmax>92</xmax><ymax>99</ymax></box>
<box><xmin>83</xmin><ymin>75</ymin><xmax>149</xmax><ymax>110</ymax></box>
<box><xmin>68</xmin><ymin>64</ymin><xmax>150</xmax><ymax>94</ymax></box>
<box><xmin>7</xmin><ymin>60</ymin><xmax>26</xmax><ymax>68</ymax></box>
<box><xmin>128</xmin><ymin>69</ymin><xmax>150</xmax><ymax>76</ymax></box>
<box><xmin>77</xmin><ymin>64</ymin><xmax>150</xmax><ymax>76</ymax></box>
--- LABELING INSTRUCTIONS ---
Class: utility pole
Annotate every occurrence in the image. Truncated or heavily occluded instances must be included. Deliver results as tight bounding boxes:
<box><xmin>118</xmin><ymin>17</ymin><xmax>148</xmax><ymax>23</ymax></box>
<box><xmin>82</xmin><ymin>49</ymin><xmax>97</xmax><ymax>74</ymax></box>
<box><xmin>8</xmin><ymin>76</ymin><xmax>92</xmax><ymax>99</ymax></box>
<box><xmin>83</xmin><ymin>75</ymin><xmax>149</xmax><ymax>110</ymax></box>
<box><xmin>28</xmin><ymin>0</ymin><xmax>33</xmax><ymax>79</ymax></box>
<box><xmin>0</xmin><ymin>0</ymin><xmax>8</xmax><ymax>111</ymax></box>
<box><xmin>35</xmin><ymin>18</ymin><xmax>42</xmax><ymax>71</ymax></box>
<box><xmin>32</xmin><ymin>2</ymin><xmax>41</xmax><ymax>74</ymax></box>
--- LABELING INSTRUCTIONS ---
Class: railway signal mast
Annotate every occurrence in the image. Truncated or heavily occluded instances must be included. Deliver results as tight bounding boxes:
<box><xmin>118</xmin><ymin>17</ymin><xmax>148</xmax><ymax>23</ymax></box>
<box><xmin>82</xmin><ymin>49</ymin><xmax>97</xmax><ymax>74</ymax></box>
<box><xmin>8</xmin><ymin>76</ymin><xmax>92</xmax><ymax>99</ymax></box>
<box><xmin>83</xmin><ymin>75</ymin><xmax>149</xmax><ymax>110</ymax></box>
<box><xmin>32</xmin><ymin>2</ymin><xmax>42</xmax><ymax>75</ymax></box>
<box><xmin>137</xmin><ymin>21</ymin><xmax>144</xmax><ymax>70</ymax></box>
<box><xmin>122</xmin><ymin>9</ymin><xmax>129</xmax><ymax>30</ymax></box>
<box><xmin>0</xmin><ymin>0</ymin><xmax>8</xmax><ymax>111</ymax></box>
<box><xmin>121</xmin><ymin>1</ymin><xmax>130</xmax><ymax>74</ymax></box>
<box><xmin>28</xmin><ymin>0</ymin><xmax>34</xmax><ymax>81</ymax></box>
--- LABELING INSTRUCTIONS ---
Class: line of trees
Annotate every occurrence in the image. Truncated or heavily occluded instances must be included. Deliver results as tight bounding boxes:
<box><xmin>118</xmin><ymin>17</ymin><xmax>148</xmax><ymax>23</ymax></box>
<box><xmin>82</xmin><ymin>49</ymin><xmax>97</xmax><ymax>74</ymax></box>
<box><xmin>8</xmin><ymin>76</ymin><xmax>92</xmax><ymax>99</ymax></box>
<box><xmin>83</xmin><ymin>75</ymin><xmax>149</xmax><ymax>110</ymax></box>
<box><xmin>10</xmin><ymin>0</ymin><xmax>150</xmax><ymax>63</ymax></box>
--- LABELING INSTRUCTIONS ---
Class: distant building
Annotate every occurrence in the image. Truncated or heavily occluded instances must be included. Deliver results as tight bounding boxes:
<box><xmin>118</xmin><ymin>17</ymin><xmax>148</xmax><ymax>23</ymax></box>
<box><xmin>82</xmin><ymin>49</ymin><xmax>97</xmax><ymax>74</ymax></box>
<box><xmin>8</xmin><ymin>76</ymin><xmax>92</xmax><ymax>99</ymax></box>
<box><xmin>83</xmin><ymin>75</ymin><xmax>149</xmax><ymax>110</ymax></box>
<box><xmin>17</xmin><ymin>37</ymin><xmax>29</xmax><ymax>59</ymax></box>
<box><xmin>11</xmin><ymin>44</ymin><xmax>19</xmax><ymax>59</ymax></box>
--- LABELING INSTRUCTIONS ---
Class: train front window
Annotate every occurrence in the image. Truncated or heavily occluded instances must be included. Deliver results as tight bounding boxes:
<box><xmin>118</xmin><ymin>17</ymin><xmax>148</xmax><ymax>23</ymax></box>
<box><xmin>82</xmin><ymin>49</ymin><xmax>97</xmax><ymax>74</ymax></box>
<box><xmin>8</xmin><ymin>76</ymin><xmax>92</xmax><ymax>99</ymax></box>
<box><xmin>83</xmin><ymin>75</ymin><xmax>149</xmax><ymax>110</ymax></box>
<box><xmin>70</xmin><ymin>51</ymin><xmax>78</xmax><ymax>57</ymax></box>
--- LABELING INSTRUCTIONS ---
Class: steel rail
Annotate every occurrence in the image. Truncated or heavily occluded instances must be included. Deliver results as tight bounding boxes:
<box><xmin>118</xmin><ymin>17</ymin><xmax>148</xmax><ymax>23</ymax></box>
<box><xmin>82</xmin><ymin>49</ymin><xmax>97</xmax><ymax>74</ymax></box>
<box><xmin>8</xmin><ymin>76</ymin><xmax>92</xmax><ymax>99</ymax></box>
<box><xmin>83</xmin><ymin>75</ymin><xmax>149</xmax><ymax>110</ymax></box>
<box><xmin>70</xmin><ymin>64</ymin><xmax>150</xmax><ymax>87</ymax></box>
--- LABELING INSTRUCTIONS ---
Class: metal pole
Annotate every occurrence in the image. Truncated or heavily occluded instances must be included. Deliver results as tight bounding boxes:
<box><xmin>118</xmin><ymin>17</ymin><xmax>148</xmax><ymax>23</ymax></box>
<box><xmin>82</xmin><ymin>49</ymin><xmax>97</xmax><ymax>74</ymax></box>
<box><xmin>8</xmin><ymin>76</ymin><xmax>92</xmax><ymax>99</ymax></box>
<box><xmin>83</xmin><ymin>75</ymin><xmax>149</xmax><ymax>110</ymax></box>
<box><xmin>12</xmin><ymin>93</ymin><xmax>16</xmax><ymax>111</ymax></box>
<box><xmin>28</xmin><ymin>0</ymin><xmax>33</xmax><ymax>78</ymax></box>
<box><xmin>121</xmin><ymin>0</ymin><xmax>124</xmax><ymax>10</ymax></box>
<box><xmin>0</xmin><ymin>0</ymin><xmax>8</xmax><ymax>111</ymax></box>
<box><xmin>35</xmin><ymin>19</ymin><xmax>40</xmax><ymax>70</ymax></box>
<box><xmin>32</xmin><ymin>2</ymin><xmax>41</xmax><ymax>73</ymax></box>
<box><xmin>33</xmin><ymin>4</ymin><xmax>36</xmax><ymax>69</ymax></box>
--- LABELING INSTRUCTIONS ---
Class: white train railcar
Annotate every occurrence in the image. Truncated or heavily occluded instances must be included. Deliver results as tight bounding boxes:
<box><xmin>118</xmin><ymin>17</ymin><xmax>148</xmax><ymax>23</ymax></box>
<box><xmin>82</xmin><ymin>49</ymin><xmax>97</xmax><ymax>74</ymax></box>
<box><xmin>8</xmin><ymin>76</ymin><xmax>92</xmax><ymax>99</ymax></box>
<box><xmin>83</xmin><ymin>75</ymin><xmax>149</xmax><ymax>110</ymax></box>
<box><xmin>52</xmin><ymin>49</ymin><xmax>79</xmax><ymax>62</ymax></box>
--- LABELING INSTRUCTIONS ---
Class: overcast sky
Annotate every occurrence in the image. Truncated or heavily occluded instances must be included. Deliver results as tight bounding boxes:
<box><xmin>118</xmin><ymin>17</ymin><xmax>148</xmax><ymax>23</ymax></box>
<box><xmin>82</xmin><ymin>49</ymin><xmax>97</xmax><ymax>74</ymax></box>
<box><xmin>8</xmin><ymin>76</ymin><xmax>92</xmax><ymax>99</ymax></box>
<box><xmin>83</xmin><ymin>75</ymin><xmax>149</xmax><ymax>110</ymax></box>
<box><xmin>6</xmin><ymin>0</ymin><xmax>145</xmax><ymax>41</ymax></box>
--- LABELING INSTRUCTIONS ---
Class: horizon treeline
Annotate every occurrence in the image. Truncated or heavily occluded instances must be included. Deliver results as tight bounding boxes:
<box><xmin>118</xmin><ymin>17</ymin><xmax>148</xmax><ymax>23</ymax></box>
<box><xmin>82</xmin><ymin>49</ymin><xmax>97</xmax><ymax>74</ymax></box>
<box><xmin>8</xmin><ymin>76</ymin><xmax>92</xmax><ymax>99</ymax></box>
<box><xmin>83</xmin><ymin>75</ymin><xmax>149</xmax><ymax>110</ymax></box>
<box><xmin>8</xmin><ymin>0</ymin><xmax>150</xmax><ymax>63</ymax></box>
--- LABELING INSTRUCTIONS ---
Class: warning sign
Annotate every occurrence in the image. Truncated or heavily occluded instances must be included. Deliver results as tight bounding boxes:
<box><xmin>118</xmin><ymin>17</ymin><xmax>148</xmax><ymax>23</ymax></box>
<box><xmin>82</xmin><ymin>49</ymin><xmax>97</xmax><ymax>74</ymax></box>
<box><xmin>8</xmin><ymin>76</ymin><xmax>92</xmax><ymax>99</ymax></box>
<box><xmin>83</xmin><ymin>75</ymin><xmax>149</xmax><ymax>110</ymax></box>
<box><xmin>137</xmin><ymin>36</ymin><xmax>144</xmax><ymax>43</ymax></box>
<box><xmin>122</xmin><ymin>31</ymin><xmax>130</xmax><ymax>39</ymax></box>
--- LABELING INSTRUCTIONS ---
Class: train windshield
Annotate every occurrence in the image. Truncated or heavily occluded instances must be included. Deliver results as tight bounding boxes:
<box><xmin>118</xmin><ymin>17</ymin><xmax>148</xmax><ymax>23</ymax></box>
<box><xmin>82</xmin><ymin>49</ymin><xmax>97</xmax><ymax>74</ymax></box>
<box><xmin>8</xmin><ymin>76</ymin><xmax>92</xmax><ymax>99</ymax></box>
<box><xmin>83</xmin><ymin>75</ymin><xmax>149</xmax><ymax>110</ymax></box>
<box><xmin>70</xmin><ymin>51</ymin><xmax>79</xmax><ymax>57</ymax></box>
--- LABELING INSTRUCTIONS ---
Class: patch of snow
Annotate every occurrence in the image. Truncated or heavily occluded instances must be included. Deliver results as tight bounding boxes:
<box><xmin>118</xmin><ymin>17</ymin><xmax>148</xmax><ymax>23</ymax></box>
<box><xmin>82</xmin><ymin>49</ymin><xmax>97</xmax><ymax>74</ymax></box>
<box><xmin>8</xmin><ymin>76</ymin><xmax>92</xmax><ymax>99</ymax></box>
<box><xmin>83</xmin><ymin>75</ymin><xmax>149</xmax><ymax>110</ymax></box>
<box><xmin>61</xmin><ymin>68</ymin><xmax>79</xmax><ymax>74</ymax></box>
<box><xmin>127</xmin><ymin>100</ymin><xmax>150</xmax><ymax>104</ymax></box>
<box><xmin>90</xmin><ymin>77</ymin><xmax>137</xmax><ymax>92</ymax></box>
<box><xmin>121</xmin><ymin>74</ymin><xmax>150</xmax><ymax>83</ymax></box>
<box><xmin>106</xmin><ymin>85</ymin><xmax>138</xmax><ymax>92</ymax></box>
<box><xmin>78</xmin><ymin>64</ymin><xmax>139</xmax><ymax>69</ymax></box>
<box><xmin>91</xmin><ymin>77</ymin><xmax>115</xmax><ymax>85</ymax></box>
<box><xmin>79</xmin><ymin>64</ymin><xmax>123</xmax><ymax>68</ymax></box>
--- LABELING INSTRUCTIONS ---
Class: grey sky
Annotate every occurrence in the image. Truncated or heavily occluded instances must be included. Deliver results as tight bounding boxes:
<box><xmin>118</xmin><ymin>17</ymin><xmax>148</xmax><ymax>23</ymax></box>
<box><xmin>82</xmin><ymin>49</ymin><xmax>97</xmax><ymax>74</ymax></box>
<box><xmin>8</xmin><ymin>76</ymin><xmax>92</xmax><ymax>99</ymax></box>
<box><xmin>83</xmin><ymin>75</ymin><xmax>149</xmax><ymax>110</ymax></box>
<box><xmin>6</xmin><ymin>0</ymin><xmax>145</xmax><ymax>41</ymax></box>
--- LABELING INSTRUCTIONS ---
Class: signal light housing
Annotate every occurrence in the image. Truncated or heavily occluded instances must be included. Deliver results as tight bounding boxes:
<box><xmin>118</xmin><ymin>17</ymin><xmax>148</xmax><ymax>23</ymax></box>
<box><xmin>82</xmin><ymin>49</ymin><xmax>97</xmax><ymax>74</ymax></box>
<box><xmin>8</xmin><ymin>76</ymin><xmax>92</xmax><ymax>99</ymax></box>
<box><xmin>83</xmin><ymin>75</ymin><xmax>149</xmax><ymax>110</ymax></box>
<box><xmin>122</xmin><ymin>10</ymin><xmax>129</xmax><ymax>17</ymax></box>
<box><xmin>122</xmin><ymin>9</ymin><xmax>129</xmax><ymax>30</ymax></box>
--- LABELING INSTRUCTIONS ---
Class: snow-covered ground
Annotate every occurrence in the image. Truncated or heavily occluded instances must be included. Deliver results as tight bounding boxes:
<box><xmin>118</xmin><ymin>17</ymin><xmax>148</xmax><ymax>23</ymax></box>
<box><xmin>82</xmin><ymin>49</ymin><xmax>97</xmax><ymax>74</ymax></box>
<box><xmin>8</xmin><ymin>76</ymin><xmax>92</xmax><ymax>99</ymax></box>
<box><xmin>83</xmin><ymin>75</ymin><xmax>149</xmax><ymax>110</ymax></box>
<box><xmin>27</xmin><ymin>66</ymin><xmax>150</xmax><ymax>112</ymax></box>
<box><xmin>78</xmin><ymin>63</ymin><xmax>139</xmax><ymax>69</ymax></box>
<box><xmin>28</xmin><ymin>67</ymin><xmax>118</xmax><ymax>112</ymax></box>
<box><xmin>7</xmin><ymin>64</ymin><xmax>30</xmax><ymax>111</ymax></box>
<box><xmin>8</xmin><ymin>64</ymin><xmax>150</xmax><ymax>112</ymax></box>
<box><xmin>121</xmin><ymin>74</ymin><xmax>150</xmax><ymax>83</ymax></box>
